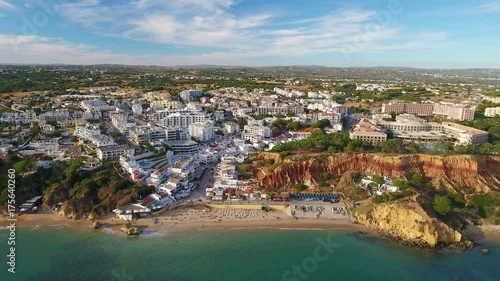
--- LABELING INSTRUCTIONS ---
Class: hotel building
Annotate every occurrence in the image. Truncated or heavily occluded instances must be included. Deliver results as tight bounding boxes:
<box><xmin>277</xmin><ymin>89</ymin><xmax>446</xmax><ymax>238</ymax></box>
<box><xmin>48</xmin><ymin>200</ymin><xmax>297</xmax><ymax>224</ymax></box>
<box><xmin>349</xmin><ymin>118</ymin><xmax>387</xmax><ymax>145</ymax></box>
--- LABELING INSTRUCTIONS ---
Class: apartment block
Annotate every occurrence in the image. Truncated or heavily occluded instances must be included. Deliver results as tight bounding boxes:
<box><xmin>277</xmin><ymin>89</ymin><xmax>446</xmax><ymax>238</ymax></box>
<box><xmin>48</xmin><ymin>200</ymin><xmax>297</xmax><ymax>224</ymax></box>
<box><xmin>154</xmin><ymin>112</ymin><xmax>210</xmax><ymax>129</ymax></box>
<box><xmin>96</xmin><ymin>145</ymin><xmax>134</xmax><ymax>161</ymax></box>
<box><xmin>382</xmin><ymin>103</ymin><xmax>433</xmax><ymax>116</ymax></box>
<box><xmin>74</xmin><ymin>124</ymin><xmax>101</xmax><ymax>139</ymax></box>
<box><xmin>242</xmin><ymin>125</ymin><xmax>272</xmax><ymax>142</ymax></box>
<box><xmin>180</xmin><ymin>90</ymin><xmax>203</xmax><ymax>102</ymax></box>
<box><xmin>129</xmin><ymin>126</ymin><xmax>167</xmax><ymax>144</ymax></box>
<box><xmin>80</xmin><ymin>100</ymin><xmax>115</xmax><ymax>112</ymax></box>
<box><xmin>166</xmin><ymin>140</ymin><xmax>199</xmax><ymax>155</ymax></box>
<box><xmin>224</xmin><ymin>121</ymin><xmax>240</xmax><ymax>134</ymax></box>
<box><xmin>432</xmin><ymin>103</ymin><xmax>475</xmax><ymax>121</ymax></box>
<box><xmin>0</xmin><ymin>110</ymin><xmax>37</xmax><ymax>124</ymax></box>
<box><xmin>318</xmin><ymin>112</ymin><xmax>341</xmax><ymax>125</ymax></box>
<box><xmin>382</xmin><ymin>102</ymin><xmax>475</xmax><ymax>121</ymax></box>
<box><xmin>188</xmin><ymin>122</ymin><xmax>215</xmax><ymax>142</ymax></box>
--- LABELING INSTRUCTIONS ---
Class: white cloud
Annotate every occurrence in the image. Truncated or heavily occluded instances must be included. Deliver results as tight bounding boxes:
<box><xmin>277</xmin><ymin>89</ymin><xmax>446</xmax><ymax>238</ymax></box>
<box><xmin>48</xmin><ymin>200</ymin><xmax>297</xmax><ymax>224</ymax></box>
<box><xmin>0</xmin><ymin>1</ymin><xmax>451</xmax><ymax>65</ymax></box>
<box><xmin>473</xmin><ymin>1</ymin><xmax>500</xmax><ymax>13</ymax></box>
<box><xmin>0</xmin><ymin>0</ymin><xmax>14</xmax><ymax>10</ymax></box>
<box><xmin>0</xmin><ymin>31</ymin><xmax>455</xmax><ymax>67</ymax></box>
<box><xmin>0</xmin><ymin>33</ymin><xmax>253</xmax><ymax>65</ymax></box>
<box><xmin>58</xmin><ymin>1</ymin><xmax>407</xmax><ymax>57</ymax></box>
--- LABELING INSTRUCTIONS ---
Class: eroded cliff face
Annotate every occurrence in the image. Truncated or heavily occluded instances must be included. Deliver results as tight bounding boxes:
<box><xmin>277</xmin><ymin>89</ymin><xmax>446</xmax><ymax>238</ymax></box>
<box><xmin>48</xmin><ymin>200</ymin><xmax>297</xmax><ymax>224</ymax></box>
<box><xmin>352</xmin><ymin>201</ymin><xmax>462</xmax><ymax>247</ymax></box>
<box><xmin>258</xmin><ymin>154</ymin><xmax>500</xmax><ymax>192</ymax></box>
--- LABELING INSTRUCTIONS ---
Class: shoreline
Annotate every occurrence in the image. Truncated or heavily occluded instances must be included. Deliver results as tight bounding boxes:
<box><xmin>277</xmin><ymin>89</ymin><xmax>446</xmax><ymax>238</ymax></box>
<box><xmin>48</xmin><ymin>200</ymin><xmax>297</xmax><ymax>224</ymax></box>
<box><xmin>3</xmin><ymin>211</ymin><xmax>500</xmax><ymax>243</ymax></box>
<box><xmin>2</xmin><ymin>209</ymin><xmax>369</xmax><ymax>236</ymax></box>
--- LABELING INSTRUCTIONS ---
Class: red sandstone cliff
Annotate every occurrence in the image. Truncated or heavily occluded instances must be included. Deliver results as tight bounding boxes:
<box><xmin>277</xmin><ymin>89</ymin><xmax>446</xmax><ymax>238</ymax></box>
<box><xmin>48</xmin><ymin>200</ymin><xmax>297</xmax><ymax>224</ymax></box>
<box><xmin>257</xmin><ymin>153</ymin><xmax>500</xmax><ymax>192</ymax></box>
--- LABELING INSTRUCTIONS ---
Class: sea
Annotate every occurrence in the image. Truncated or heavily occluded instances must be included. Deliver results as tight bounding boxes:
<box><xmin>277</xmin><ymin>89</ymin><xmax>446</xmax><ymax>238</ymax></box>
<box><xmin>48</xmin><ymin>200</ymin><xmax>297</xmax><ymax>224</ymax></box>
<box><xmin>0</xmin><ymin>227</ymin><xmax>499</xmax><ymax>281</ymax></box>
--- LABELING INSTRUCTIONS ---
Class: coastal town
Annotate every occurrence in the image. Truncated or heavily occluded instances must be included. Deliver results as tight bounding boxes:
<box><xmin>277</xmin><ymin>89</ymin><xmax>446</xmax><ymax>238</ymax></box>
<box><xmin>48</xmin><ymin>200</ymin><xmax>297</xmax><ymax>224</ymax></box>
<box><xmin>1</xmin><ymin>65</ymin><xmax>499</xmax><ymax>242</ymax></box>
<box><xmin>2</xmin><ymin>0</ymin><xmax>500</xmax><ymax>279</ymax></box>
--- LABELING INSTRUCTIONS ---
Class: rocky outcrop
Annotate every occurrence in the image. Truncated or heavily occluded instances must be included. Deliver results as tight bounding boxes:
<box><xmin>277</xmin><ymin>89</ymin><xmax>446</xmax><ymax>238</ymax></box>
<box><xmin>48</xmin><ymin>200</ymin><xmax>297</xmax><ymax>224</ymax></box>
<box><xmin>258</xmin><ymin>153</ymin><xmax>500</xmax><ymax>192</ymax></box>
<box><xmin>352</xmin><ymin>201</ymin><xmax>462</xmax><ymax>247</ymax></box>
<box><xmin>120</xmin><ymin>223</ymin><xmax>139</xmax><ymax>236</ymax></box>
<box><xmin>93</xmin><ymin>221</ymin><xmax>101</xmax><ymax>229</ymax></box>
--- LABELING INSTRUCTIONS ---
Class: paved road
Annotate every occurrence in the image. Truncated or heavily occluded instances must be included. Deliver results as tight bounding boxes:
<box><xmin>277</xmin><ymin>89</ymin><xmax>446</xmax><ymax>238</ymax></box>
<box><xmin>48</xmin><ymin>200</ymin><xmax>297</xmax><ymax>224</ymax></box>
<box><xmin>188</xmin><ymin>162</ymin><xmax>218</xmax><ymax>202</ymax></box>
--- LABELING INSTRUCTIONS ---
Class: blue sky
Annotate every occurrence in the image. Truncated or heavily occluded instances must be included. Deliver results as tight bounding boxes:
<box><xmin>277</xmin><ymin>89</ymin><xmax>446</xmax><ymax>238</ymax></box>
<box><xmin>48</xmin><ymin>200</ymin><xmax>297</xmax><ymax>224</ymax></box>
<box><xmin>0</xmin><ymin>0</ymin><xmax>499</xmax><ymax>68</ymax></box>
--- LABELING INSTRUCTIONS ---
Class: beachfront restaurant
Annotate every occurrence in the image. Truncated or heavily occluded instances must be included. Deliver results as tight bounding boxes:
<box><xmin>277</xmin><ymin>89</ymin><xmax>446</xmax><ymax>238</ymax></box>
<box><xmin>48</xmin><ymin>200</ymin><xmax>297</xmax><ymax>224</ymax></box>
<box><xmin>113</xmin><ymin>203</ymin><xmax>151</xmax><ymax>221</ymax></box>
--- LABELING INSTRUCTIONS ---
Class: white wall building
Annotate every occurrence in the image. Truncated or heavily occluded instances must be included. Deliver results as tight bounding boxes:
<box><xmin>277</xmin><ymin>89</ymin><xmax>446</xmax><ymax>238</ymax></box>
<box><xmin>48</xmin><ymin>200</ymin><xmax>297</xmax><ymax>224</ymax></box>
<box><xmin>74</xmin><ymin>124</ymin><xmax>101</xmax><ymax>139</ymax></box>
<box><xmin>224</xmin><ymin>122</ymin><xmax>240</xmax><ymax>134</ymax></box>
<box><xmin>188</xmin><ymin>122</ymin><xmax>215</xmax><ymax>142</ymax></box>
<box><xmin>0</xmin><ymin>110</ymin><xmax>37</xmax><ymax>124</ymax></box>
<box><xmin>157</xmin><ymin>112</ymin><xmax>211</xmax><ymax>129</ymax></box>
<box><xmin>129</xmin><ymin>125</ymin><xmax>167</xmax><ymax>144</ymax></box>
<box><xmin>242</xmin><ymin>125</ymin><xmax>271</xmax><ymax>142</ymax></box>
<box><xmin>96</xmin><ymin>145</ymin><xmax>134</xmax><ymax>161</ymax></box>
<box><xmin>485</xmin><ymin>107</ymin><xmax>500</xmax><ymax>117</ymax></box>
<box><xmin>180</xmin><ymin>90</ymin><xmax>203</xmax><ymax>102</ymax></box>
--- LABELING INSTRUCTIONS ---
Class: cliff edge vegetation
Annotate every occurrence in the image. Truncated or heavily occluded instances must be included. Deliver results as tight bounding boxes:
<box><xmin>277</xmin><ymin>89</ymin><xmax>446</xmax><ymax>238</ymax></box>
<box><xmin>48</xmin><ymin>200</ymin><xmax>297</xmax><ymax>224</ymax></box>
<box><xmin>0</xmin><ymin>156</ymin><xmax>153</xmax><ymax>219</ymax></box>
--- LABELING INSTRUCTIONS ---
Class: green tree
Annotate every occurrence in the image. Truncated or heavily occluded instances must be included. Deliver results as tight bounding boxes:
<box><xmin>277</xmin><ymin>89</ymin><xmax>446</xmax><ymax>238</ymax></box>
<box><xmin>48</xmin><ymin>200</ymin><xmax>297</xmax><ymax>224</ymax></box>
<box><xmin>372</xmin><ymin>176</ymin><xmax>385</xmax><ymax>185</ymax></box>
<box><xmin>311</xmin><ymin>119</ymin><xmax>330</xmax><ymax>130</ymax></box>
<box><xmin>294</xmin><ymin>184</ymin><xmax>308</xmax><ymax>191</ymax></box>
<box><xmin>111</xmin><ymin>132</ymin><xmax>123</xmax><ymax>139</ymax></box>
<box><xmin>433</xmin><ymin>195</ymin><xmax>452</xmax><ymax>216</ymax></box>
<box><xmin>408</xmin><ymin>141</ymin><xmax>419</xmax><ymax>153</ymax></box>
<box><xmin>288</xmin><ymin>121</ymin><xmax>305</xmax><ymax>131</ymax></box>
<box><xmin>30</xmin><ymin>122</ymin><xmax>41</xmax><ymax>138</ymax></box>
<box><xmin>410</xmin><ymin>173</ymin><xmax>424</xmax><ymax>185</ymax></box>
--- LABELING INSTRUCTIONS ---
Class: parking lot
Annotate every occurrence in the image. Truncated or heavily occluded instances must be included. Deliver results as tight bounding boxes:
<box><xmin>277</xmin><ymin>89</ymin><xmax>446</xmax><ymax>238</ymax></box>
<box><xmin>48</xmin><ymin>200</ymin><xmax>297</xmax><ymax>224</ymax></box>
<box><xmin>289</xmin><ymin>200</ymin><xmax>349</xmax><ymax>220</ymax></box>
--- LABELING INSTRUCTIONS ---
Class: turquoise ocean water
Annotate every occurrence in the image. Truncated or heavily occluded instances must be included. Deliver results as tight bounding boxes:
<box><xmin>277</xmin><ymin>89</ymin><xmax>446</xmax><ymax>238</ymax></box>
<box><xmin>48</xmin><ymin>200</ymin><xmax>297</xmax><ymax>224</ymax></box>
<box><xmin>0</xmin><ymin>227</ymin><xmax>499</xmax><ymax>281</ymax></box>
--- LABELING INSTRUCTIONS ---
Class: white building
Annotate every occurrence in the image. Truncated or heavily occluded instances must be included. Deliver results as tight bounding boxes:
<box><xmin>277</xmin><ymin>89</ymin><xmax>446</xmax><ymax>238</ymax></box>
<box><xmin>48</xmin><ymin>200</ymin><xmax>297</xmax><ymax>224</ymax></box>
<box><xmin>180</xmin><ymin>89</ymin><xmax>203</xmax><ymax>102</ymax></box>
<box><xmin>318</xmin><ymin>112</ymin><xmax>341</xmax><ymax>126</ymax></box>
<box><xmin>224</xmin><ymin>122</ymin><xmax>240</xmax><ymax>134</ymax></box>
<box><xmin>0</xmin><ymin>110</ymin><xmax>37</xmax><ymax>124</ymax></box>
<box><xmin>242</xmin><ymin>125</ymin><xmax>271</xmax><ymax>142</ymax></box>
<box><xmin>441</xmin><ymin>122</ymin><xmax>489</xmax><ymax>145</ymax></box>
<box><xmin>166</xmin><ymin>140</ymin><xmax>199</xmax><ymax>155</ymax></box>
<box><xmin>129</xmin><ymin>125</ymin><xmax>167</xmax><ymax>144</ymax></box>
<box><xmin>89</xmin><ymin>135</ymin><xmax>115</xmax><ymax>147</ymax></box>
<box><xmin>197</xmin><ymin>150</ymin><xmax>218</xmax><ymax>164</ymax></box>
<box><xmin>96</xmin><ymin>145</ymin><xmax>134</xmax><ymax>161</ymax></box>
<box><xmin>38</xmin><ymin>110</ymin><xmax>70</xmax><ymax>122</ymax></box>
<box><xmin>485</xmin><ymin>107</ymin><xmax>500</xmax><ymax>117</ymax></box>
<box><xmin>188</xmin><ymin>122</ymin><xmax>215</xmax><ymax>142</ymax></box>
<box><xmin>80</xmin><ymin>100</ymin><xmax>115</xmax><ymax>112</ymax></box>
<box><xmin>157</xmin><ymin>112</ymin><xmax>211</xmax><ymax>129</ymax></box>
<box><xmin>74</xmin><ymin>124</ymin><xmax>101</xmax><ymax>139</ymax></box>
<box><xmin>432</xmin><ymin>103</ymin><xmax>475</xmax><ymax>121</ymax></box>
<box><xmin>150</xmin><ymin>100</ymin><xmax>183</xmax><ymax>109</ymax></box>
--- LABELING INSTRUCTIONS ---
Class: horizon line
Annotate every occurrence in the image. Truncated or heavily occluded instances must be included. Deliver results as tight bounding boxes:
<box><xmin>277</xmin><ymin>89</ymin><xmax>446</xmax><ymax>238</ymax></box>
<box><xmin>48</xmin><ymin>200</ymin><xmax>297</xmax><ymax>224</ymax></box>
<box><xmin>1</xmin><ymin>63</ymin><xmax>499</xmax><ymax>71</ymax></box>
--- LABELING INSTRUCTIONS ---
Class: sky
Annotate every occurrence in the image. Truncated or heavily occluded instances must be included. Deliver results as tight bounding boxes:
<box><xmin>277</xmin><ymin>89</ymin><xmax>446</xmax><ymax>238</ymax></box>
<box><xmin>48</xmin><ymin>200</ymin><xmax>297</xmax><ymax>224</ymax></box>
<box><xmin>0</xmin><ymin>0</ymin><xmax>499</xmax><ymax>68</ymax></box>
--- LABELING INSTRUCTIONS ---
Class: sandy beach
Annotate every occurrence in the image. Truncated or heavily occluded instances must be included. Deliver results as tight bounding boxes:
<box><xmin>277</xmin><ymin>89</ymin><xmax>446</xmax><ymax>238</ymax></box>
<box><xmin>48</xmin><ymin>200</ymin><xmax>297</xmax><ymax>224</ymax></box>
<box><xmin>4</xmin><ymin>208</ymin><xmax>500</xmax><ymax>243</ymax></box>
<box><xmin>463</xmin><ymin>225</ymin><xmax>500</xmax><ymax>242</ymax></box>
<box><xmin>2</xmin><ymin>207</ymin><xmax>366</xmax><ymax>235</ymax></box>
